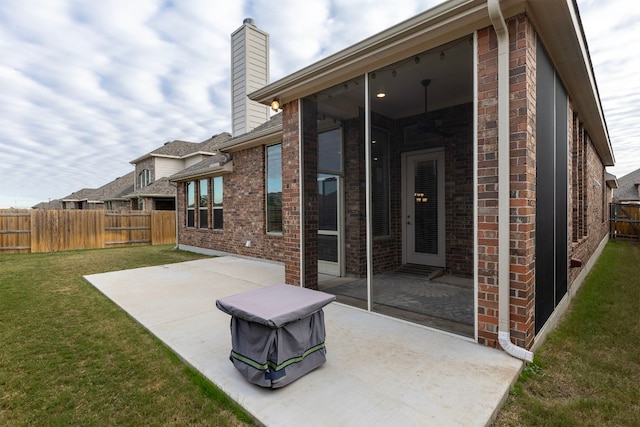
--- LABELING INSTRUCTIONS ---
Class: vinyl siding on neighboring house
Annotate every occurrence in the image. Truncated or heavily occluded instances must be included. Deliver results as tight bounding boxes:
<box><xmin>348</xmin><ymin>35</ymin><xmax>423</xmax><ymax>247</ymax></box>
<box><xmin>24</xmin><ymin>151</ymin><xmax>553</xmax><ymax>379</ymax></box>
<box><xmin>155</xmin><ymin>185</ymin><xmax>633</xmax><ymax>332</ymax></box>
<box><xmin>184</xmin><ymin>155</ymin><xmax>205</xmax><ymax>168</ymax></box>
<box><xmin>155</xmin><ymin>157</ymin><xmax>185</xmax><ymax>179</ymax></box>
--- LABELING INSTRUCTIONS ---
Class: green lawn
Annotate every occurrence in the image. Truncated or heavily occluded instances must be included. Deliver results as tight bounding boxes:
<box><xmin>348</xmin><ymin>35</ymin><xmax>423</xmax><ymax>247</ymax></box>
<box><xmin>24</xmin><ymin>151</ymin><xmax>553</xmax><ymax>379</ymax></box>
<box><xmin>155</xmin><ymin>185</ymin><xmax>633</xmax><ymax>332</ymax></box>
<box><xmin>3</xmin><ymin>242</ymin><xmax>638</xmax><ymax>426</ymax></box>
<box><xmin>0</xmin><ymin>245</ymin><xmax>254</xmax><ymax>426</ymax></box>
<box><xmin>494</xmin><ymin>240</ymin><xmax>640</xmax><ymax>426</ymax></box>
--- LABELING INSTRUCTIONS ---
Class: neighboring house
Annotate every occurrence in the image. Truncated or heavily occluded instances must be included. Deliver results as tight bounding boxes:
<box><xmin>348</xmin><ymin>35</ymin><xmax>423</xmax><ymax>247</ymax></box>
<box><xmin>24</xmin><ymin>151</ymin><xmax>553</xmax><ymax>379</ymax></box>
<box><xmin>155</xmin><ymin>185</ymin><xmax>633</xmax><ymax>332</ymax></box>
<box><xmin>174</xmin><ymin>0</ymin><xmax>615</xmax><ymax>359</ymax></box>
<box><xmin>32</xmin><ymin>199</ymin><xmax>64</xmax><ymax>209</ymax></box>
<box><xmin>128</xmin><ymin>133</ymin><xmax>232</xmax><ymax>210</ymax></box>
<box><xmin>96</xmin><ymin>171</ymin><xmax>135</xmax><ymax>210</ymax></box>
<box><xmin>60</xmin><ymin>188</ymin><xmax>104</xmax><ymax>210</ymax></box>
<box><xmin>612</xmin><ymin>168</ymin><xmax>640</xmax><ymax>204</ymax></box>
<box><xmin>37</xmin><ymin>172</ymin><xmax>135</xmax><ymax>210</ymax></box>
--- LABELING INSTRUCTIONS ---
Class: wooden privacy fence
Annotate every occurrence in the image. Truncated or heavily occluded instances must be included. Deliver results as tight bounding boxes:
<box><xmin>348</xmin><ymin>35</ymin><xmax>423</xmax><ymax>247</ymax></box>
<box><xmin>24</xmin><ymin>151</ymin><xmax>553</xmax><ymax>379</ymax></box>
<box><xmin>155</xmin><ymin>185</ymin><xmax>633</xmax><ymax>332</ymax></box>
<box><xmin>610</xmin><ymin>203</ymin><xmax>640</xmax><ymax>240</ymax></box>
<box><xmin>0</xmin><ymin>209</ymin><xmax>176</xmax><ymax>254</ymax></box>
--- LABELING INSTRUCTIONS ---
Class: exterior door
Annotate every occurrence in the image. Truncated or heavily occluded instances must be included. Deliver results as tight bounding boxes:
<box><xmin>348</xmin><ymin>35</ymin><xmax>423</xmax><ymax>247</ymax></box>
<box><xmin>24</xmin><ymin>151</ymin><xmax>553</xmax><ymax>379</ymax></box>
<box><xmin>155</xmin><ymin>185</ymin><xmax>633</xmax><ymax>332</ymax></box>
<box><xmin>403</xmin><ymin>150</ymin><xmax>445</xmax><ymax>267</ymax></box>
<box><xmin>318</xmin><ymin>174</ymin><xmax>342</xmax><ymax>276</ymax></box>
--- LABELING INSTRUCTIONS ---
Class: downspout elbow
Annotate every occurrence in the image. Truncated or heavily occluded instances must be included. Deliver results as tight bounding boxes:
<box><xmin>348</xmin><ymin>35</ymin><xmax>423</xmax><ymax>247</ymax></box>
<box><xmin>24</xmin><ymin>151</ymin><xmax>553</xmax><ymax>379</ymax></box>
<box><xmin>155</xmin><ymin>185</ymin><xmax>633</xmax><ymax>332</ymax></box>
<box><xmin>499</xmin><ymin>331</ymin><xmax>534</xmax><ymax>363</ymax></box>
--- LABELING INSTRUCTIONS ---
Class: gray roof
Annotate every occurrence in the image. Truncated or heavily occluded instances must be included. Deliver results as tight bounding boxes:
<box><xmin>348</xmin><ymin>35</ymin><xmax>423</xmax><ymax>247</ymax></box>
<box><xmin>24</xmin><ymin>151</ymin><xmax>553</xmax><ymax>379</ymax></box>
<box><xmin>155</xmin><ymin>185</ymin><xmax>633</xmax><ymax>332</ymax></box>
<box><xmin>61</xmin><ymin>188</ymin><xmax>102</xmax><ymax>202</ymax></box>
<box><xmin>169</xmin><ymin>153</ymin><xmax>232</xmax><ymax>182</ymax></box>
<box><xmin>125</xmin><ymin>177</ymin><xmax>176</xmax><ymax>198</ymax></box>
<box><xmin>32</xmin><ymin>199</ymin><xmax>64</xmax><ymax>209</ymax></box>
<box><xmin>613</xmin><ymin>168</ymin><xmax>640</xmax><ymax>201</ymax></box>
<box><xmin>168</xmin><ymin>115</ymin><xmax>281</xmax><ymax>181</ymax></box>
<box><xmin>198</xmin><ymin>132</ymin><xmax>233</xmax><ymax>152</ymax></box>
<box><xmin>96</xmin><ymin>171</ymin><xmax>135</xmax><ymax>201</ymax></box>
<box><xmin>131</xmin><ymin>132</ymin><xmax>233</xmax><ymax>164</ymax></box>
<box><xmin>209</xmin><ymin>113</ymin><xmax>282</xmax><ymax>151</ymax></box>
<box><xmin>150</xmin><ymin>140</ymin><xmax>201</xmax><ymax>157</ymax></box>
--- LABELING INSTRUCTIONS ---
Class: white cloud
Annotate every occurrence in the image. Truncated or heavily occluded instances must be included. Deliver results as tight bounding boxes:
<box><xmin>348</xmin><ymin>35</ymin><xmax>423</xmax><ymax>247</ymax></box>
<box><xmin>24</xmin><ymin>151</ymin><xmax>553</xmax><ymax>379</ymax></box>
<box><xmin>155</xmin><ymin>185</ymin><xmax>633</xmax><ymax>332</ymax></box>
<box><xmin>0</xmin><ymin>0</ymin><xmax>637</xmax><ymax>208</ymax></box>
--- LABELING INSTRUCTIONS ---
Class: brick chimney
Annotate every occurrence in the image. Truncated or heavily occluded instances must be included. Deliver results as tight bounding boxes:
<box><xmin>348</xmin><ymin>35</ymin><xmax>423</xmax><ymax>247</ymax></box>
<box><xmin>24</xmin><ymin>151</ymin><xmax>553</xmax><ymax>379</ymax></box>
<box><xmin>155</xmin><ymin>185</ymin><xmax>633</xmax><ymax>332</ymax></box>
<box><xmin>231</xmin><ymin>18</ymin><xmax>269</xmax><ymax>137</ymax></box>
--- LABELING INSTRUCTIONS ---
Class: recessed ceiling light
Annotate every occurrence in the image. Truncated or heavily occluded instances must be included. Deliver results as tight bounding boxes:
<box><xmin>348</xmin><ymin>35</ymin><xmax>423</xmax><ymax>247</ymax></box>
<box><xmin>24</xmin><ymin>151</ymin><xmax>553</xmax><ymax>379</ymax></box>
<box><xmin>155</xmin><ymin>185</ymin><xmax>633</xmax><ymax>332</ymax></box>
<box><xmin>376</xmin><ymin>92</ymin><xmax>386</xmax><ymax>98</ymax></box>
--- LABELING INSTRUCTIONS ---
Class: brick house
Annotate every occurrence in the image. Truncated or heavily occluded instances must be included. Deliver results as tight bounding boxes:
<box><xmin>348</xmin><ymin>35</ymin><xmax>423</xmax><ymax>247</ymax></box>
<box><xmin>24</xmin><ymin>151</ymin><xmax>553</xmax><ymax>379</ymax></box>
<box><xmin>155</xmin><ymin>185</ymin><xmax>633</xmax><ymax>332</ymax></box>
<box><xmin>128</xmin><ymin>134</ymin><xmax>231</xmax><ymax>210</ymax></box>
<box><xmin>612</xmin><ymin>168</ymin><xmax>640</xmax><ymax>204</ymax></box>
<box><xmin>172</xmin><ymin>0</ymin><xmax>615</xmax><ymax>360</ymax></box>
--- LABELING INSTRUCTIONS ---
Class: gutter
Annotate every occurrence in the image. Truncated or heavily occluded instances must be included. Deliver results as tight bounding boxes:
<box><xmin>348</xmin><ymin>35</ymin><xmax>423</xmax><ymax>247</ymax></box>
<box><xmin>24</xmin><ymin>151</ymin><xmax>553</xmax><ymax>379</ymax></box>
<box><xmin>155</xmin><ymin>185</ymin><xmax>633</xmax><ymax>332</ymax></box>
<box><xmin>487</xmin><ymin>0</ymin><xmax>533</xmax><ymax>363</ymax></box>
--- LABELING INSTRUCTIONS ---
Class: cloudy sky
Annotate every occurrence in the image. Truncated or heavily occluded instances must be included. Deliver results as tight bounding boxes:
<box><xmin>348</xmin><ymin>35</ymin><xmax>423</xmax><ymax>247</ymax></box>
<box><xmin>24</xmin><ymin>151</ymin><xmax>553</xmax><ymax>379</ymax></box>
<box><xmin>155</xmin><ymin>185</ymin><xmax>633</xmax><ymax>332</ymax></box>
<box><xmin>1</xmin><ymin>0</ymin><xmax>638</xmax><ymax>208</ymax></box>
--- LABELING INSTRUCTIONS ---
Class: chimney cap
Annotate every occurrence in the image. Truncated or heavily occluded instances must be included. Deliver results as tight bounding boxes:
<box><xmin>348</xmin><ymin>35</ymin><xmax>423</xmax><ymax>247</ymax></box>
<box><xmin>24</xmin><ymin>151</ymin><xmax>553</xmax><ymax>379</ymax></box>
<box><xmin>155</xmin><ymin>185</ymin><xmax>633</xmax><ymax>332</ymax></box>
<box><xmin>243</xmin><ymin>18</ymin><xmax>256</xmax><ymax>26</ymax></box>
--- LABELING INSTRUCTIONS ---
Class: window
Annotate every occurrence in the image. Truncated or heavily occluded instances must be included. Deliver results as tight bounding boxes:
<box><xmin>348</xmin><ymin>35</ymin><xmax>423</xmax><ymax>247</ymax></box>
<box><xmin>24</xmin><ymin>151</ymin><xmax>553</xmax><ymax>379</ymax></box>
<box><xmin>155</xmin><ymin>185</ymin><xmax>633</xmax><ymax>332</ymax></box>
<box><xmin>266</xmin><ymin>143</ymin><xmax>283</xmax><ymax>233</ymax></box>
<box><xmin>318</xmin><ymin>128</ymin><xmax>342</xmax><ymax>172</ymax></box>
<box><xmin>139</xmin><ymin>169</ymin><xmax>151</xmax><ymax>188</ymax></box>
<box><xmin>212</xmin><ymin>176</ymin><xmax>223</xmax><ymax>230</ymax></box>
<box><xmin>572</xmin><ymin>116</ymin><xmax>588</xmax><ymax>242</ymax></box>
<box><xmin>199</xmin><ymin>179</ymin><xmax>208</xmax><ymax>229</ymax></box>
<box><xmin>371</xmin><ymin>128</ymin><xmax>390</xmax><ymax>236</ymax></box>
<box><xmin>186</xmin><ymin>181</ymin><xmax>195</xmax><ymax>227</ymax></box>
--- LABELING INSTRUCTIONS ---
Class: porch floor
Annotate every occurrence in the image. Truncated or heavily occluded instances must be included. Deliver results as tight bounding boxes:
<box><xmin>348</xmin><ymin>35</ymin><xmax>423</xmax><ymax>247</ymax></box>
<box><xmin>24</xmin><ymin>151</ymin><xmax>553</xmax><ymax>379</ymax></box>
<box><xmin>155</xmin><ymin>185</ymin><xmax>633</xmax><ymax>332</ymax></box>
<box><xmin>85</xmin><ymin>256</ymin><xmax>522</xmax><ymax>427</ymax></box>
<box><xmin>319</xmin><ymin>266</ymin><xmax>475</xmax><ymax>337</ymax></box>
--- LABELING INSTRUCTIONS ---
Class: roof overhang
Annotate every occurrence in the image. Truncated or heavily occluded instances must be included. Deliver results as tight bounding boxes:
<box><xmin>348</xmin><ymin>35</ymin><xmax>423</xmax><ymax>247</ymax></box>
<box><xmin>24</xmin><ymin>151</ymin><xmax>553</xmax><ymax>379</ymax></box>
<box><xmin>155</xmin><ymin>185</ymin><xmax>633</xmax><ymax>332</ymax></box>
<box><xmin>527</xmin><ymin>0</ymin><xmax>614</xmax><ymax>166</ymax></box>
<box><xmin>249</xmin><ymin>0</ymin><xmax>613</xmax><ymax>166</ymax></box>
<box><xmin>215</xmin><ymin>124</ymin><xmax>282</xmax><ymax>153</ymax></box>
<box><xmin>170</xmin><ymin>161</ymin><xmax>235</xmax><ymax>182</ymax></box>
<box><xmin>250</xmin><ymin>0</ymin><xmax>520</xmax><ymax>105</ymax></box>
<box><xmin>130</xmin><ymin>194</ymin><xmax>176</xmax><ymax>199</ymax></box>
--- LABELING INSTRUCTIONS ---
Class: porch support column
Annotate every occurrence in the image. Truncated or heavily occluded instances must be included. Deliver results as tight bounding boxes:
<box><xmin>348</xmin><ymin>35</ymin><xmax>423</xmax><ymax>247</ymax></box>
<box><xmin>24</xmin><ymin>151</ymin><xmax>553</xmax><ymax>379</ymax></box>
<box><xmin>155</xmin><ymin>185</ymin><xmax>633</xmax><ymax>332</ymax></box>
<box><xmin>281</xmin><ymin>98</ymin><xmax>318</xmax><ymax>288</ymax></box>
<box><xmin>302</xmin><ymin>98</ymin><xmax>319</xmax><ymax>289</ymax></box>
<box><xmin>282</xmin><ymin>99</ymin><xmax>302</xmax><ymax>285</ymax></box>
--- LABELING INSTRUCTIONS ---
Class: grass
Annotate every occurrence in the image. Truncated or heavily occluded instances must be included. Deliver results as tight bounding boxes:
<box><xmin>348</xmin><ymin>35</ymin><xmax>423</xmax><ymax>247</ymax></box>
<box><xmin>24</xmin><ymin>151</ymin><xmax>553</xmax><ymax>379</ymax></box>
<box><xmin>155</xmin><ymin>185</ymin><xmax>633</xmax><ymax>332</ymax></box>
<box><xmin>0</xmin><ymin>245</ymin><xmax>255</xmax><ymax>426</ymax></box>
<box><xmin>494</xmin><ymin>240</ymin><xmax>640</xmax><ymax>426</ymax></box>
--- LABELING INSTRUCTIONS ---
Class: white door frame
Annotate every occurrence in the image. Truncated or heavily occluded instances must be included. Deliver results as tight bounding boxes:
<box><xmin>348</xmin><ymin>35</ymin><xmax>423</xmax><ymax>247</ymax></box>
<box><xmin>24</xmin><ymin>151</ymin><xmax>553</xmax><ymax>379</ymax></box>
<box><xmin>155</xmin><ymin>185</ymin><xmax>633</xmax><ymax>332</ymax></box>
<box><xmin>401</xmin><ymin>148</ymin><xmax>446</xmax><ymax>267</ymax></box>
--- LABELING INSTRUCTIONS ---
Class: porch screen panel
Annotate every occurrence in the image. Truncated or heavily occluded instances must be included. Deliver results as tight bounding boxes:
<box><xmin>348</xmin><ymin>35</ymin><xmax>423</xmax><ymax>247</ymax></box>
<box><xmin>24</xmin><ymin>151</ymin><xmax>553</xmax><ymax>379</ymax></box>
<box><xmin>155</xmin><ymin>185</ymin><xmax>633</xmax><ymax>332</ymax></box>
<box><xmin>414</xmin><ymin>160</ymin><xmax>438</xmax><ymax>254</ymax></box>
<box><xmin>535</xmin><ymin>41</ymin><xmax>568</xmax><ymax>333</ymax></box>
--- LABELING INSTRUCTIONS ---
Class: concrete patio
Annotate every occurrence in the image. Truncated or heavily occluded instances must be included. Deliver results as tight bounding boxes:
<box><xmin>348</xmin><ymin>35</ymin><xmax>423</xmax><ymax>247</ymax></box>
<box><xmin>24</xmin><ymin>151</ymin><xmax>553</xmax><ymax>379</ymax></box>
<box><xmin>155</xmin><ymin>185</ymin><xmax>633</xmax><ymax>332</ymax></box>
<box><xmin>85</xmin><ymin>256</ymin><xmax>522</xmax><ymax>426</ymax></box>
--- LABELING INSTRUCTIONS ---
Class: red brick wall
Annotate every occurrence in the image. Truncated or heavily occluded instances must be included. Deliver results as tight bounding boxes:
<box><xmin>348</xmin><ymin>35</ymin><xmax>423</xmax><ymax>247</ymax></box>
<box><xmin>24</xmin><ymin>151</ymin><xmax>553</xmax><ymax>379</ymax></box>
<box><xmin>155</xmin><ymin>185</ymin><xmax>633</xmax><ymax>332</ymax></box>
<box><xmin>343</xmin><ymin>115</ymin><xmax>367</xmax><ymax>277</ymax></box>
<box><xmin>281</xmin><ymin>99</ymin><xmax>303</xmax><ymax>285</ymax></box>
<box><xmin>176</xmin><ymin>145</ymin><xmax>284</xmax><ymax>262</ymax></box>
<box><xmin>477</xmin><ymin>15</ymin><xmax>537</xmax><ymax>350</ymax></box>
<box><xmin>568</xmin><ymin>121</ymin><xmax>609</xmax><ymax>287</ymax></box>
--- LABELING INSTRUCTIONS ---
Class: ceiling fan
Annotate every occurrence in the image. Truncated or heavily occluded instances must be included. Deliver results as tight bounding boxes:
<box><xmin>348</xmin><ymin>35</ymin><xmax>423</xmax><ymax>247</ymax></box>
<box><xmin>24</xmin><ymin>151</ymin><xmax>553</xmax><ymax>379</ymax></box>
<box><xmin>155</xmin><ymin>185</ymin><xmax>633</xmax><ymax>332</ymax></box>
<box><xmin>416</xmin><ymin>79</ymin><xmax>452</xmax><ymax>137</ymax></box>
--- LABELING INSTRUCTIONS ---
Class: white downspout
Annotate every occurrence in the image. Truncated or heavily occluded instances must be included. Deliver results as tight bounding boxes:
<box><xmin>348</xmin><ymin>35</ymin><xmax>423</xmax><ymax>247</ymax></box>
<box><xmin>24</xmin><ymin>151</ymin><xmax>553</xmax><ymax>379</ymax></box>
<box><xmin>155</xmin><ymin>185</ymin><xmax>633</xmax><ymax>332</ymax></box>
<box><xmin>487</xmin><ymin>0</ymin><xmax>534</xmax><ymax>363</ymax></box>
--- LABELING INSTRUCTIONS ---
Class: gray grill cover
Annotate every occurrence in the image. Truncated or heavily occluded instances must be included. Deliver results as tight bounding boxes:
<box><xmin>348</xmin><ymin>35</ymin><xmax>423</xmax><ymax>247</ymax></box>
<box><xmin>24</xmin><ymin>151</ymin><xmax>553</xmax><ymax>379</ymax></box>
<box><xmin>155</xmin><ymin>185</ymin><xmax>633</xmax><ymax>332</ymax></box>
<box><xmin>216</xmin><ymin>284</ymin><xmax>335</xmax><ymax>388</ymax></box>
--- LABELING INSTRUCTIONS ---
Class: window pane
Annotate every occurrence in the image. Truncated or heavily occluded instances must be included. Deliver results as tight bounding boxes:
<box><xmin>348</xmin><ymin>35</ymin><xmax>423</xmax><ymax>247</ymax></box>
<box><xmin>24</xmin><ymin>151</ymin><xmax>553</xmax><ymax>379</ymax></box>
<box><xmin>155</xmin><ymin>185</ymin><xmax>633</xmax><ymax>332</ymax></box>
<box><xmin>371</xmin><ymin>128</ymin><xmax>389</xmax><ymax>236</ymax></box>
<box><xmin>318</xmin><ymin>174</ymin><xmax>338</xmax><ymax>231</ymax></box>
<box><xmin>318</xmin><ymin>235</ymin><xmax>338</xmax><ymax>262</ymax></box>
<box><xmin>187</xmin><ymin>210</ymin><xmax>194</xmax><ymax>228</ymax></box>
<box><xmin>318</xmin><ymin>128</ymin><xmax>342</xmax><ymax>173</ymax></box>
<box><xmin>213</xmin><ymin>209</ymin><xmax>223</xmax><ymax>230</ymax></box>
<box><xmin>414</xmin><ymin>160</ymin><xmax>438</xmax><ymax>254</ymax></box>
<box><xmin>187</xmin><ymin>182</ymin><xmax>195</xmax><ymax>208</ymax></box>
<box><xmin>213</xmin><ymin>177</ymin><xmax>223</xmax><ymax>207</ymax></box>
<box><xmin>199</xmin><ymin>208</ymin><xmax>208</xmax><ymax>228</ymax></box>
<box><xmin>199</xmin><ymin>179</ymin><xmax>208</xmax><ymax>207</ymax></box>
<box><xmin>266</xmin><ymin>144</ymin><xmax>283</xmax><ymax>233</ymax></box>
